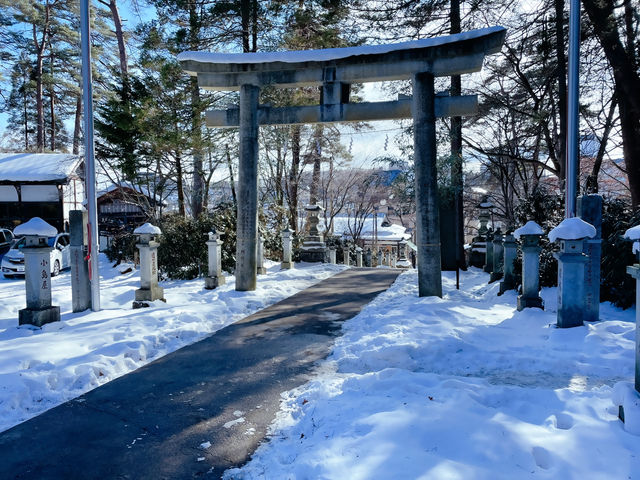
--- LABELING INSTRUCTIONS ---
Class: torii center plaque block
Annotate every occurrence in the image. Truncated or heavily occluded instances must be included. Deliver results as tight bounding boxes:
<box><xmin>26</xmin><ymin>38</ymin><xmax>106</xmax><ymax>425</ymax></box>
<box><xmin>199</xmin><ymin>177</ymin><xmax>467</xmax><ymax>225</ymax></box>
<box><xmin>178</xmin><ymin>27</ymin><xmax>506</xmax><ymax>295</ymax></box>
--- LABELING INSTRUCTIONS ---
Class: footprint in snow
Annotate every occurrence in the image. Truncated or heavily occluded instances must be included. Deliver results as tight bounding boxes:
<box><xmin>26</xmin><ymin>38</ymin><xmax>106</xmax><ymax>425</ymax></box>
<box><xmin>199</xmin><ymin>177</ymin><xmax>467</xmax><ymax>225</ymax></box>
<box><xmin>531</xmin><ymin>446</ymin><xmax>552</xmax><ymax>470</ymax></box>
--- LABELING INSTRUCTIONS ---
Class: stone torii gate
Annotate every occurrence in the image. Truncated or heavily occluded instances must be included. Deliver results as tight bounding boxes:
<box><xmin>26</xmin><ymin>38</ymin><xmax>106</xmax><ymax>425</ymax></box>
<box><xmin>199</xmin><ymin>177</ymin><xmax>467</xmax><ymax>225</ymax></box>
<box><xmin>178</xmin><ymin>26</ymin><xmax>506</xmax><ymax>296</ymax></box>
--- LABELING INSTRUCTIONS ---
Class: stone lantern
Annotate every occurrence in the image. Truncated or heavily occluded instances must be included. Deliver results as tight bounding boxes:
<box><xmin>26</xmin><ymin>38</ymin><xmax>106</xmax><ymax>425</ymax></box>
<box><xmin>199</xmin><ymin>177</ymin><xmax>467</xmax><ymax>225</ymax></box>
<box><xmin>365</xmin><ymin>247</ymin><xmax>372</xmax><ymax>267</ymax></box>
<box><xmin>355</xmin><ymin>246</ymin><xmax>363</xmax><ymax>267</ymax></box>
<box><xmin>205</xmin><ymin>229</ymin><xmax>225</xmax><ymax>289</ymax></box>
<box><xmin>281</xmin><ymin>228</ymin><xmax>294</xmax><ymax>269</ymax></box>
<box><xmin>514</xmin><ymin>221</ymin><xmax>544</xmax><ymax>310</ymax></box>
<box><xmin>470</xmin><ymin>196</ymin><xmax>494</xmax><ymax>268</ymax></box>
<box><xmin>397</xmin><ymin>240</ymin><xmax>412</xmax><ymax>268</ymax></box>
<box><xmin>15</xmin><ymin>217</ymin><xmax>60</xmax><ymax>327</ymax></box>
<box><xmin>377</xmin><ymin>249</ymin><xmax>383</xmax><ymax>267</ymax></box>
<box><xmin>133</xmin><ymin>222</ymin><xmax>165</xmax><ymax>308</ymax></box>
<box><xmin>624</xmin><ymin>225</ymin><xmax>640</xmax><ymax>394</ymax></box>
<box><xmin>499</xmin><ymin>231</ymin><xmax>518</xmax><ymax>294</ymax></box>
<box><xmin>490</xmin><ymin>227</ymin><xmax>504</xmax><ymax>283</ymax></box>
<box><xmin>549</xmin><ymin>217</ymin><xmax>596</xmax><ymax>328</ymax></box>
<box><xmin>300</xmin><ymin>204</ymin><xmax>327</xmax><ymax>263</ymax></box>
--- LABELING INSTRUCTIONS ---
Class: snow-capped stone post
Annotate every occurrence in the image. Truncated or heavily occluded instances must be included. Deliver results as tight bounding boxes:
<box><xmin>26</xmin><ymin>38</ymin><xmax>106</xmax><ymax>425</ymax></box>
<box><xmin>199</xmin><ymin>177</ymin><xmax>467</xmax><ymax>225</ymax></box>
<box><xmin>490</xmin><ymin>227</ymin><xmax>504</xmax><ymax>282</ymax></box>
<box><xmin>300</xmin><ymin>204</ymin><xmax>327</xmax><ymax>263</ymax></box>
<box><xmin>377</xmin><ymin>249</ymin><xmax>383</xmax><ymax>267</ymax></box>
<box><xmin>257</xmin><ymin>236</ymin><xmax>267</xmax><ymax>275</ymax></box>
<box><xmin>69</xmin><ymin>210</ymin><xmax>91</xmax><ymax>312</ymax></box>
<box><xmin>205</xmin><ymin>229</ymin><xmax>225</xmax><ymax>289</ymax></box>
<box><xmin>133</xmin><ymin>223</ymin><xmax>165</xmax><ymax>308</ymax></box>
<box><xmin>484</xmin><ymin>229</ymin><xmax>494</xmax><ymax>274</ymax></box>
<box><xmin>328</xmin><ymin>246</ymin><xmax>336</xmax><ymax>264</ymax></box>
<box><xmin>391</xmin><ymin>252</ymin><xmax>397</xmax><ymax>268</ymax></box>
<box><xmin>515</xmin><ymin>221</ymin><xmax>544</xmax><ymax>311</ymax></box>
<box><xmin>16</xmin><ymin>218</ymin><xmax>60</xmax><ymax>327</ymax></box>
<box><xmin>624</xmin><ymin>225</ymin><xmax>640</xmax><ymax>393</ymax></box>
<box><xmin>549</xmin><ymin>217</ymin><xmax>597</xmax><ymax>328</ymax></box>
<box><xmin>281</xmin><ymin>228</ymin><xmax>294</xmax><ymax>270</ymax></box>
<box><xmin>499</xmin><ymin>231</ymin><xmax>518</xmax><ymax>295</ymax></box>
<box><xmin>343</xmin><ymin>243</ymin><xmax>351</xmax><ymax>266</ymax></box>
<box><xmin>385</xmin><ymin>250</ymin><xmax>392</xmax><ymax>267</ymax></box>
<box><xmin>578</xmin><ymin>195</ymin><xmax>603</xmax><ymax>322</ymax></box>
<box><xmin>365</xmin><ymin>247</ymin><xmax>372</xmax><ymax>267</ymax></box>
<box><xmin>355</xmin><ymin>246</ymin><xmax>363</xmax><ymax>267</ymax></box>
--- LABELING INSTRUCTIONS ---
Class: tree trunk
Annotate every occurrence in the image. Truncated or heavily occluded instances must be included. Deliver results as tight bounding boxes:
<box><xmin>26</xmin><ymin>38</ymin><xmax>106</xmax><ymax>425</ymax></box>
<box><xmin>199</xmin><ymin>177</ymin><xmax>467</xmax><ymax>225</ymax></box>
<box><xmin>288</xmin><ymin>126</ymin><xmax>301</xmax><ymax>230</ymax></box>
<box><xmin>189</xmin><ymin>2</ymin><xmax>204</xmax><ymax>217</ymax></box>
<box><xmin>554</xmin><ymin>0</ymin><xmax>568</xmax><ymax>172</ymax></box>
<box><xmin>73</xmin><ymin>91</ymin><xmax>82</xmax><ymax>155</ymax></box>
<box><xmin>225</xmin><ymin>144</ymin><xmax>237</xmax><ymax>208</ymax></box>
<box><xmin>241</xmin><ymin>0</ymin><xmax>251</xmax><ymax>53</ymax></box>
<box><xmin>176</xmin><ymin>153</ymin><xmax>186</xmax><ymax>217</ymax></box>
<box><xmin>582</xmin><ymin>0</ymin><xmax>640</xmax><ymax>207</ymax></box>
<box><xmin>49</xmin><ymin>52</ymin><xmax>55</xmax><ymax>151</ymax></box>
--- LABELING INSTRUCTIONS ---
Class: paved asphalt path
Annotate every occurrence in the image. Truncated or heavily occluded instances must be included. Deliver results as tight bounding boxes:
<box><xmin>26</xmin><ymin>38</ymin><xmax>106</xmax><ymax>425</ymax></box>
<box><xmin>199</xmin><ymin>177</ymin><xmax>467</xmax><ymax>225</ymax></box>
<box><xmin>0</xmin><ymin>267</ymin><xmax>401</xmax><ymax>480</ymax></box>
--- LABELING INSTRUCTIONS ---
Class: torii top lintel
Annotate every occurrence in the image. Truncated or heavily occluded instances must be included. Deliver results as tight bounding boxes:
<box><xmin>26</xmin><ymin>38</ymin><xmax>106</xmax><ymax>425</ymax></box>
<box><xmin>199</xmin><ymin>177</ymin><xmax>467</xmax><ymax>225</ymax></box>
<box><xmin>178</xmin><ymin>26</ymin><xmax>506</xmax><ymax>91</ymax></box>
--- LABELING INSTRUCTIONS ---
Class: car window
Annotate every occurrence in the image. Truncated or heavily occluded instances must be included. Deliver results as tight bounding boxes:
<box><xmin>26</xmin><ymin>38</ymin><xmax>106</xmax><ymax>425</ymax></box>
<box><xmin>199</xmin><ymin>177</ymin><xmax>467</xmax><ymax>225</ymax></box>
<box><xmin>0</xmin><ymin>232</ymin><xmax>5</xmax><ymax>243</ymax></box>
<box><xmin>57</xmin><ymin>235</ymin><xmax>69</xmax><ymax>247</ymax></box>
<box><xmin>47</xmin><ymin>237</ymin><xmax>55</xmax><ymax>248</ymax></box>
<box><xmin>13</xmin><ymin>237</ymin><xmax>25</xmax><ymax>249</ymax></box>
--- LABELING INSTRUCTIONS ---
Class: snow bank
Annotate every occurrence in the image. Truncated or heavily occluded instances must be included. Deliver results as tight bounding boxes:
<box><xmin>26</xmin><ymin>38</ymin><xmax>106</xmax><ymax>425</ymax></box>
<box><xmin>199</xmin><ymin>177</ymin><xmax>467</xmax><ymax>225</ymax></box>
<box><xmin>624</xmin><ymin>224</ymin><xmax>640</xmax><ymax>241</ymax></box>
<box><xmin>548</xmin><ymin>217</ymin><xmax>596</xmax><ymax>242</ymax></box>
<box><xmin>513</xmin><ymin>220</ymin><xmax>543</xmax><ymax>239</ymax></box>
<box><xmin>13</xmin><ymin>217</ymin><xmax>57</xmax><ymax>237</ymax></box>
<box><xmin>226</xmin><ymin>269</ymin><xmax>638</xmax><ymax>479</ymax></box>
<box><xmin>0</xmin><ymin>255</ymin><xmax>347</xmax><ymax>433</ymax></box>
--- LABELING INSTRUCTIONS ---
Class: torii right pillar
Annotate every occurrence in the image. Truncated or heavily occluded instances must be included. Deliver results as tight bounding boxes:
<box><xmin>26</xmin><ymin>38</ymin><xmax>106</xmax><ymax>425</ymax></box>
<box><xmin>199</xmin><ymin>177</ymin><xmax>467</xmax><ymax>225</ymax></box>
<box><xmin>413</xmin><ymin>72</ymin><xmax>442</xmax><ymax>297</ymax></box>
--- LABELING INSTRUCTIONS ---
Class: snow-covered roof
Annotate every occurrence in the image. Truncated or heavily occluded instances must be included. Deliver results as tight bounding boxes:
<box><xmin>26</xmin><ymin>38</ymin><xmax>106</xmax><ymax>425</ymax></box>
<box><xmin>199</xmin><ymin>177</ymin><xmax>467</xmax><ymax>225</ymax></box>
<box><xmin>513</xmin><ymin>221</ymin><xmax>544</xmax><ymax>239</ymax></box>
<box><xmin>14</xmin><ymin>217</ymin><xmax>57</xmax><ymax>237</ymax></box>
<box><xmin>0</xmin><ymin>153</ymin><xmax>81</xmax><ymax>183</ymax></box>
<box><xmin>331</xmin><ymin>214</ymin><xmax>410</xmax><ymax>242</ymax></box>
<box><xmin>133</xmin><ymin>223</ymin><xmax>161</xmax><ymax>235</ymax></box>
<box><xmin>178</xmin><ymin>27</ymin><xmax>505</xmax><ymax>66</ymax></box>
<box><xmin>548</xmin><ymin>217</ymin><xmax>596</xmax><ymax>242</ymax></box>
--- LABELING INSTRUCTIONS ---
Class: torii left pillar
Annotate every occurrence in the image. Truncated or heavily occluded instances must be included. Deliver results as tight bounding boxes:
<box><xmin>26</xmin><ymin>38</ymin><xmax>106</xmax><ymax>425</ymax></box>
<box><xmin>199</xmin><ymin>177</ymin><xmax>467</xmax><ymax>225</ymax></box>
<box><xmin>236</xmin><ymin>84</ymin><xmax>260</xmax><ymax>291</ymax></box>
<box><xmin>413</xmin><ymin>72</ymin><xmax>442</xmax><ymax>297</ymax></box>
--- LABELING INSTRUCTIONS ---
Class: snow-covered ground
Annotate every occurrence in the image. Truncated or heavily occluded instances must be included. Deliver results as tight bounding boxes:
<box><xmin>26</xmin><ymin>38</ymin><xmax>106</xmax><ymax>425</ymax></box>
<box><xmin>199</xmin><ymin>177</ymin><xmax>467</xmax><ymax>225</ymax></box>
<box><xmin>0</xmin><ymin>254</ymin><xmax>346</xmax><ymax>433</ymax></box>
<box><xmin>225</xmin><ymin>269</ymin><xmax>640</xmax><ymax>480</ymax></box>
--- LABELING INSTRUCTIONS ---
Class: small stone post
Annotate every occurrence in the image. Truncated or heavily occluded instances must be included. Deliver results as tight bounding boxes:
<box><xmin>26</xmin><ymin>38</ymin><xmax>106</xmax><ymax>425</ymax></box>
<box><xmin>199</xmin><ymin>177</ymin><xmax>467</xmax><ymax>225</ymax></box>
<box><xmin>365</xmin><ymin>248</ymin><xmax>372</xmax><ymax>267</ymax></box>
<box><xmin>133</xmin><ymin>223</ymin><xmax>165</xmax><ymax>308</ymax></box>
<box><xmin>328</xmin><ymin>247</ymin><xmax>336</xmax><ymax>264</ymax></box>
<box><xmin>343</xmin><ymin>244</ymin><xmax>351</xmax><ymax>266</ymax></box>
<box><xmin>484</xmin><ymin>229</ymin><xmax>494</xmax><ymax>274</ymax></box>
<box><xmin>391</xmin><ymin>252</ymin><xmax>397</xmax><ymax>268</ymax></box>
<box><xmin>624</xmin><ymin>225</ymin><xmax>640</xmax><ymax>393</ymax></box>
<box><xmin>257</xmin><ymin>236</ymin><xmax>267</xmax><ymax>275</ymax></box>
<box><xmin>515</xmin><ymin>221</ymin><xmax>544</xmax><ymax>311</ymax></box>
<box><xmin>490</xmin><ymin>228</ymin><xmax>504</xmax><ymax>283</ymax></box>
<box><xmin>281</xmin><ymin>228</ymin><xmax>294</xmax><ymax>269</ymax></box>
<box><xmin>578</xmin><ymin>195</ymin><xmax>602</xmax><ymax>322</ymax></box>
<box><xmin>377</xmin><ymin>249</ymin><xmax>383</xmax><ymax>267</ymax></box>
<box><xmin>356</xmin><ymin>246</ymin><xmax>363</xmax><ymax>267</ymax></box>
<box><xmin>16</xmin><ymin>218</ymin><xmax>60</xmax><ymax>327</ymax></box>
<box><xmin>499</xmin><ymin>232</ymin><xmax>517</xmax><ymax>295</ymax></box>
<box><xmin>205</xmin><ymin>230</ymin><xmax>225</xmax><ymax>289</ymax></box>
<box><xmin>550</xmin><ymin>217</ymin><xmax>596</xmax><ymax>328</ymax></box>
<box><xmin>384</xmin><ymin>250</ymin><xmax>391</xmax><ymax>266</ymax></box>
<box><xmin>69</xmin><ymin>210</ymin><xmax>91</xmax><ymax>312</ymax></box>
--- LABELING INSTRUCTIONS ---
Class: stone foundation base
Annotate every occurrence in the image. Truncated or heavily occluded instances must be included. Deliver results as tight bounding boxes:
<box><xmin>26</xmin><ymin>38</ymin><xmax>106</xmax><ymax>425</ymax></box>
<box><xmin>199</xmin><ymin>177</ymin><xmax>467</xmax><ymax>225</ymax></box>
<box><xmin>134</xmin><ymin>285</ymin><xmax>165</xmax><ymax>307</ymax></box>
<box><xmin>257</xmin><ymin>267</ymin><xmax>267</xmax><ymax>275</ymax></box>
<box><xmin>489</xmin><ymin>271</ymin><xmax>503</xmax><ymax>283</ymax></box>
<box><xmin>19</xmin><ymin>306</ymin><xmax>60</xmax><ymax>327</ymax></box>
<box><xmin>499</xmin><ymin>281</ymin><xmax>516</xmax><ymax>295</ymax></box>
<box><xmin>517</xmin><ymin>295</ymin><xmax>544</xmax><ymax>311</ymax></box>
<box><xmin>205</xmin><ymin>275</ymin><xmax>225</xmax><ymax>289</ymax></box>
<box><xmin>299</xmin><ymin>249</ymin><xmax>326</xmax><ymax>263</ymax></box>
<box><xmin>281</xmin><ymin>261</ymin><xmax>294</xmax><ymax>270</ymax></box>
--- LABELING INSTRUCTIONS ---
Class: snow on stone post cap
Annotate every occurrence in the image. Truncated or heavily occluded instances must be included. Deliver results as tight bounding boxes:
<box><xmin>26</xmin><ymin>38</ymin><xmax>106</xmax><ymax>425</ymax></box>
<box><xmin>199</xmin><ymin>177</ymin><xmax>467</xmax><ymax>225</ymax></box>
<box><xmin>513</xmin><ymin>220</ymin><xmax>544</xmax><ymax>239</ymax></box>
<box><xmin>623</xmin><ymin>225</ymin><xmax>640</xmax><ymax>241</ymax></box>
<box><xmin>282</xmin><ymin>228</ymin><xmax>294</xmax><ymax>236</ymax></box>
<box><xmin>133</xmin><ymin>223</ymin><xmax>162</xmax><ymax>235</ymax></box>
<box><xmin>548</xmin><ymin>217</ymin><xmax>596</xmax><ymax>243</ymax></box>
<box><xmin>14</xmin><ymin>217</ymin><xmax>57</xmax><ymax>237</ymax></box>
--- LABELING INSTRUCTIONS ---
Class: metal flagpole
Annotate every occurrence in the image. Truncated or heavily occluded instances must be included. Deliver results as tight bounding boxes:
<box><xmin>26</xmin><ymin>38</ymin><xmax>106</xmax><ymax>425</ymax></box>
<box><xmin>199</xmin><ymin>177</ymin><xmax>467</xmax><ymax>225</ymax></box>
<box><xmin>80</xmin><ymin>0</ymin><xmax>101</xmax><ymax>311</ymax></box>
<box><xmin>565</xmin><ymin>0</ymin><xmax>580</xmax><ymax>218</ymax></box>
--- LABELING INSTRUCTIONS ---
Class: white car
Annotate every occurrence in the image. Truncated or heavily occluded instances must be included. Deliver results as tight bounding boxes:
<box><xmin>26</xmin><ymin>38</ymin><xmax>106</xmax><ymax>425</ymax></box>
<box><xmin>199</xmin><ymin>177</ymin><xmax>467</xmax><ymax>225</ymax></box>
<box><xmin>1</xmin><ymin>233</ymin><xmax>71</xmax><ymax>278</ymax></box>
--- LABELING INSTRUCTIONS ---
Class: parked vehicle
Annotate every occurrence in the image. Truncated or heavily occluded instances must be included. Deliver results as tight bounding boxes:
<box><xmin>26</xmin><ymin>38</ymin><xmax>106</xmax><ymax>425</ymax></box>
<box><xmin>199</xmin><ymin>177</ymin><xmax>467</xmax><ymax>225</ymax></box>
<box><xmin>0</xmin><ymin>228</ymin><xmax>14</xmax><ymax>258</ymax></box>
<box><xmin>1</xmin><ymin>233</ymin><xmax>70</xmax><ymax>278</ymax></box>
